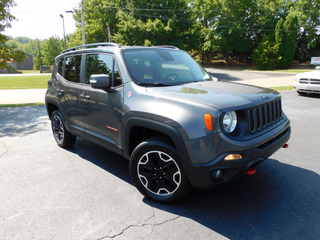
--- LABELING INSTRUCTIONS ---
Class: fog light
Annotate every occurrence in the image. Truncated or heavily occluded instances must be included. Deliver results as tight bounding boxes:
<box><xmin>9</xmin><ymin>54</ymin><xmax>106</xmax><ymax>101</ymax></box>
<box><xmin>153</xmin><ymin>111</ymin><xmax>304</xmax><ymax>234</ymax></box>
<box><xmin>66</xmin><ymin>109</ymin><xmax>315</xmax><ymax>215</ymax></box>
<box><xmin>211</xmin><ymin>169</ymin><xmax>223</xmax><ymax>181</ymax></box>
<box><xmin>224</xmin><ymin>154</ymin><xmax>242</xmax><ymax>161</ymax></box>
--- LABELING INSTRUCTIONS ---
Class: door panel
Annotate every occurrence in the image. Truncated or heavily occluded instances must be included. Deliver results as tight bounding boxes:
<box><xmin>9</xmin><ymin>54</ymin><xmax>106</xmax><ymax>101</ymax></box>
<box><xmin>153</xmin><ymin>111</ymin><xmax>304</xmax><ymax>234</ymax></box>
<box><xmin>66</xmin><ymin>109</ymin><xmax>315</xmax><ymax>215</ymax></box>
<box><xmin>80</xmin><ymin>53</ymin><xmax>124</xmax><ymax>150</ymax></box>
<box><xmin>57</xmin><ymin>55</ymin><xmax>85</xmax><ymax>136</ymax></box>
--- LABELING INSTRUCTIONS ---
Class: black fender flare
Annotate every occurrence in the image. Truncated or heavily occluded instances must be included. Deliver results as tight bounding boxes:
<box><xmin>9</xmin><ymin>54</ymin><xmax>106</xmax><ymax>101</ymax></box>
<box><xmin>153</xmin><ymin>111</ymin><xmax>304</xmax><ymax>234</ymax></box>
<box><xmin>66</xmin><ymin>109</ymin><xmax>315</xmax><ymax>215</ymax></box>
<box><xmin>45</xmin><ymin>98</ymin><xmax>62</xmax><ymax>119</ymax></box>
<box><xmin>123</xmin><ymin>117</ymin><xmax>192</xmax><ymax>170</ymax></box>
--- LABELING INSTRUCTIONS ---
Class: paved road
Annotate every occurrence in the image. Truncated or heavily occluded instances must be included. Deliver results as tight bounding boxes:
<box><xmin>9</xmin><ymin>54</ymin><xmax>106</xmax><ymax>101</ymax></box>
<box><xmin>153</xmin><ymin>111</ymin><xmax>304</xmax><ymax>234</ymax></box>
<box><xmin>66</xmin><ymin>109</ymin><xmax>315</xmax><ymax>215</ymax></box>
<box><xmin>206</xmin><ymin>68</ymin><xmax>296</xmax><ymax>87</ymax></box>
<box><xmin>0</xmin><ymin>70</ymin><xmax>298</xmax><ymax>105</ymax></box>
<box><xmin>0</xmin><ymin>89</ymin><xmax>47</xmax><ymax>105</ymax></box>
<box><xmin>1</xmin><ymin>91</ymin><xmax>319</xmax><ymax>240</ymax></box>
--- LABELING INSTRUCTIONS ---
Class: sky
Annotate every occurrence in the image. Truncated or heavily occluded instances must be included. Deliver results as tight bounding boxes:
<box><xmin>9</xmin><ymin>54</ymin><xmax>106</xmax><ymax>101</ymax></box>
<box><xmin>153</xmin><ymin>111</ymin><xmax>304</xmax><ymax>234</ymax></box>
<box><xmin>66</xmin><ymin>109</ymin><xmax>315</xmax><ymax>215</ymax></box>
<box><xmin>4</xmin><ymin>0</ymin><xmax>79</xmax><ymax>40</ymax></box>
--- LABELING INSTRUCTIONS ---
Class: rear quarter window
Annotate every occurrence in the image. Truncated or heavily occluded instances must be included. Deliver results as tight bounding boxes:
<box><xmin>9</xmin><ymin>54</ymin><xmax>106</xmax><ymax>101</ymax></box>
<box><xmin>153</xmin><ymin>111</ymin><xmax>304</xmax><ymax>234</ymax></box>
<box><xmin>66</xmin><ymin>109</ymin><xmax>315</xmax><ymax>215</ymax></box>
<box><xmin>64</xmin><ymin>55</ymin><xmax>81</xmax><ymax>83</ymax></box>
<box><xmin>57</xmin><ymin>58</ymin><xmax>64</xmax><ymax>76</ymax></box>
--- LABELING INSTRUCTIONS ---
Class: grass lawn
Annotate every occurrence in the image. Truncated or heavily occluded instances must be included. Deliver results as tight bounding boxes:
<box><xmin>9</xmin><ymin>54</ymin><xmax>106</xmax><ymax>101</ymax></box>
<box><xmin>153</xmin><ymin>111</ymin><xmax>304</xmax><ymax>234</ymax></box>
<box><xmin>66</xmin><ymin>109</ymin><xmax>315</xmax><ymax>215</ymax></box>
<box><xmin>0</xmin><ymin>103</ymin><xmax>45</xmax><ymax>108</ymax></box>
<box><xmin>269</xmin><ymin>86</ymin><xmax>293</xmax><ymax>91</ymax></box>
<box><xmin>0</xmin><ymin>75</ymin><xmax>50</xmax><ymax>89</ymax></box>
<box><xmin>19</xmin><ymin>70</ymin><xmax>42</xmax><ymax>74</ymax></box>
<box><xmin>262</xmin><ymin>69</ymin><xmax>313</xmax><ymax>74</ymax></box>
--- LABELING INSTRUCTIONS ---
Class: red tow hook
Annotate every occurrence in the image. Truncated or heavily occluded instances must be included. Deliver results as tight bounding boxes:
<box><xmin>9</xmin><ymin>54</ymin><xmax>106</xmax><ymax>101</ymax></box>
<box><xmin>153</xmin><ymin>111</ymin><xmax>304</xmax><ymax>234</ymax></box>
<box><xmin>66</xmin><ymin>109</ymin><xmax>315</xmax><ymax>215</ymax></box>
<box><xmin>245</xmin><ymin>167</ymin><xmax>256</xmax><ymax>175</ymax></box>
<box><xmin>282</xmin><ymin>144</ymin><xmax>289</xmax><ymax>148</ymax></box>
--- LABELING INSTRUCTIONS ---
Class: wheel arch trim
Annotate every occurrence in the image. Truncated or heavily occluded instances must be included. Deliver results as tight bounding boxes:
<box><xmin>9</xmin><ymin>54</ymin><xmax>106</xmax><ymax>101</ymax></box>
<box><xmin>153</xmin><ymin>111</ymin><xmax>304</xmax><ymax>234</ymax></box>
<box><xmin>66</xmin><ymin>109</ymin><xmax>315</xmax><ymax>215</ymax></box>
<box><xmin>123</xmin><ymin>117</ymin><xmax>192</xmax><ymax>167</ymax></box>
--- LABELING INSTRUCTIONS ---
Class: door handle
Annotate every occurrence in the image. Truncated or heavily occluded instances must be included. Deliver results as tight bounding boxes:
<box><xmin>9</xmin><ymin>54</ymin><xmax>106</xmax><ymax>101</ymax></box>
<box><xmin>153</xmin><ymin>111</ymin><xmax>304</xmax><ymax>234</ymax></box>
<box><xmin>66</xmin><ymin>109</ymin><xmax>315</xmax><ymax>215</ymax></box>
<box><xmin>79</xmin><ymin>93</ymin><xmax>90</xmax><ymax>100</ymax></box>
<box><xmin>57</xmin><ymin>89</ymin><xmax>64</xmax><ymax>97</ymax></box>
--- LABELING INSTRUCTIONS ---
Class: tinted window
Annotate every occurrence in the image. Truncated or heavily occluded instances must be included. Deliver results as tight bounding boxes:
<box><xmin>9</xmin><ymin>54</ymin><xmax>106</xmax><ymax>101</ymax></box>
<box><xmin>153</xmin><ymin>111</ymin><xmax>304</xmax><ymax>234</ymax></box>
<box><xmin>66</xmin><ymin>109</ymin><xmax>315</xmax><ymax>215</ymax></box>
<box><xmin>64</xmin><ymin>55</ymin><xmax>81</xmax><ymax>83</ymax></box>
<box><xmin>85</xmin><ymin>54</ymin><xmax>113</xmax><ymax>84</ymax></box>
<box><xmin>113</xmin><ymin>62</ymin><xmax>122</xmax><ymax>87</ymax></box>
<box><xmin>57</xmin><ymin>58</ymin><xmax>64</xmax><ymax>76</ymax></box>
<box><xmin>85</xmin><ymin>54</ymin><xmax>122</xmax><ymax>87</ymax></box>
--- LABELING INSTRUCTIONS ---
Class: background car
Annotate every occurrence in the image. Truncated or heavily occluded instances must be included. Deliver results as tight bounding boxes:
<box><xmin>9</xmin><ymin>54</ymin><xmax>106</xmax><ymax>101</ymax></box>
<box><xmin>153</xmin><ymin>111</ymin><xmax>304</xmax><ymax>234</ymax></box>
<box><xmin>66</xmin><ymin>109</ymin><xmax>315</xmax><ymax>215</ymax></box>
<box><xmin>293</xmin><ymin>66</ymin><xmax>320</xmax><ymax>95</ymax></box>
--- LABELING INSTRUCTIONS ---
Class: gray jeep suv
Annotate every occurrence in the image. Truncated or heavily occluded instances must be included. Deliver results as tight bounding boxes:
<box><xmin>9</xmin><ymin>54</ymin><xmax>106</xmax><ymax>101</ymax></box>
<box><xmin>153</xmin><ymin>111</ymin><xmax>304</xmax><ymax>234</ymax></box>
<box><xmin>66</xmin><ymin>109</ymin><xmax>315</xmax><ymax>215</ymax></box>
<box><xmin>45</xmin><ymin>43</ymin><xmax>291</xmax><ymax>203</ymax></box>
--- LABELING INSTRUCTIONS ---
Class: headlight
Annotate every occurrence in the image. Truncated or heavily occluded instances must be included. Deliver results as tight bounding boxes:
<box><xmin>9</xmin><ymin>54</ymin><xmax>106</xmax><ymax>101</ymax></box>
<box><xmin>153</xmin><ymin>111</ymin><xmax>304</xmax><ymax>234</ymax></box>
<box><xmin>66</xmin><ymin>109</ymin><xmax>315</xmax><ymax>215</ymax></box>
<box><xmin>223</xmin><ymin>111</ymin><xmax>237</xmax><ymax>133</ymax></box>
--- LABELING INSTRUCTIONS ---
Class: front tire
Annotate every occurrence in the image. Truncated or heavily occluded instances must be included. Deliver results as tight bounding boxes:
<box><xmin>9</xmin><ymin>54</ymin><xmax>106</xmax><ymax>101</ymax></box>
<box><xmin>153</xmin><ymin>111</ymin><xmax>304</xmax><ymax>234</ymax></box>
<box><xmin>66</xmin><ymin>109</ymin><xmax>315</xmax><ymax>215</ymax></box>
<box><xmin>297</xmin><ymin>91</ymin><xmax>307</xmax><ymax>96</ymax></box>
<box><xmin>129</xmin><ymin>138</ymin><xmax>191</xmax><ymax>203</ymax></box>
<box><xmin>51</xmin><ymin>110</ymin><xmax>76</xmax><ymax>148</ymax></box>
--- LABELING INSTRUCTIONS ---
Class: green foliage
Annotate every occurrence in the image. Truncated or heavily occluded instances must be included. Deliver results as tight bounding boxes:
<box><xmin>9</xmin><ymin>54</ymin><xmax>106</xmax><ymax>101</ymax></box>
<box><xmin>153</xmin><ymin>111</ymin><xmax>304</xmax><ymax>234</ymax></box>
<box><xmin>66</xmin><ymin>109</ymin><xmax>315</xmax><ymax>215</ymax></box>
<box><xmin>0</xmin><ymin>0</ymin><xmax>15</xmax><ymax>31</ymax></box>
<box><xmin>253</xmin><ymin>12</ymin><xmax>299</xmax><ymax>70</ymax></box>
<box><xmin>70</xmin><ymin>0</ymin><xmax>123</xmax><ymax>45</ymax></box>
<box><xmin>41</xmin><ymin>36</ymin><xmax>63</xmax><ymax>65</ymax></box>
<box><xmin>70</xmin><ymin>0</ymin><xmax>196</xmax><ymax>50</ymax></box>
<box><xmin>3</xmin><ymin>0</ymin><xmax>319</xmax><ymax>71</ymax></box>
<box><xmin>0</xmin><ymin>45</ymin><xmax>27</xmax><ymax>70</ymax></box>
<box><xmin>6</xmin><ymin>39</ymin><xmax>23</xmax><ymax>49</ymax></box>
<box><xmin>22</xmin><ymin>39</ymin><xmax>41</xmax><ymax>56</ymax></box>
<box><xmin>277</xmin><ymin>14</ymin><xmax>299</xmax><ymax>68</ymax></box>
<box><xmin>113</xmin><ymin>11</ymin><xmax>173</xmax><ymax>46</ymax></box>
<box><xmin>13</xmin><ymin>37</ymin><xmax>31</xmax><ymax>44</ymax></box>
<box><xmin>196</xmin><ymin>0</ymin><xmax>257</xmax><ymax>62</ymax></box>
<box><xmin>252</xmin><ymin>35</ymin><xmax>281</xmax><ymax>70</ymax></box>
<box><xmin>0</xmin><ymin>0</ymin><xmax>27</xmax><ymax>70</ymax></box>
<box><xmin>64</xmin><ymin>0</ymin><xmax>320</xmax><ymax>69</ymax></box>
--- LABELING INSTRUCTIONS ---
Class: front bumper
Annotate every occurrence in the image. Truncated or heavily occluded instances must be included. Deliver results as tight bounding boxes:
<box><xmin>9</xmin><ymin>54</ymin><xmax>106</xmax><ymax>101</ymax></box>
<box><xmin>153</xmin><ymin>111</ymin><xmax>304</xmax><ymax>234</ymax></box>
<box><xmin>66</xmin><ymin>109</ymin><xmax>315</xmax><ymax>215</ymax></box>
<box><xmin>185</xmin><ymin>126</ymin><xmax>291</xmax><ymax>188</ymax></box>
<box><xmin>293</xmin><ymin>81</ymin><xmax>320</xmax><ymax>94</ymax></box>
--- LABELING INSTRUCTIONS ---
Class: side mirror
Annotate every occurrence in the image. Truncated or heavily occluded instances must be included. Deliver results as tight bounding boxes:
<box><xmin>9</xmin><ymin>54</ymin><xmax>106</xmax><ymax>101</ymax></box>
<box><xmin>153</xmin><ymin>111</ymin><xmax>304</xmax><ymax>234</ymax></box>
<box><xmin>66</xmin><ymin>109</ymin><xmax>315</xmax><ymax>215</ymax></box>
<box><xmin>316</xmin><ymin>66</ymin><xmax>320</xmax><ymax>70</ymax></box>
<box><xmin>89</xmin><ymin>74</ymin><xmax>111</xmax><ymax>90</ymax></box>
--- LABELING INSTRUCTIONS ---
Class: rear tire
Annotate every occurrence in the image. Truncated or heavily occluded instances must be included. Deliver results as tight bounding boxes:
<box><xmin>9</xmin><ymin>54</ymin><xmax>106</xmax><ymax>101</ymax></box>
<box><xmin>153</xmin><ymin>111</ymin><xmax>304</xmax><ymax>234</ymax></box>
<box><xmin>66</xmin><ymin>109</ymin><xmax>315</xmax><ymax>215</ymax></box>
<box><xmin>51</xmin><ymin>110</ymin><xmax>76</xmax><ymax>148</ymax></box>
<box><xmin>129</xmin><ymin>138</ymin><xmax>191</xmax><ymax>203</ymax></box>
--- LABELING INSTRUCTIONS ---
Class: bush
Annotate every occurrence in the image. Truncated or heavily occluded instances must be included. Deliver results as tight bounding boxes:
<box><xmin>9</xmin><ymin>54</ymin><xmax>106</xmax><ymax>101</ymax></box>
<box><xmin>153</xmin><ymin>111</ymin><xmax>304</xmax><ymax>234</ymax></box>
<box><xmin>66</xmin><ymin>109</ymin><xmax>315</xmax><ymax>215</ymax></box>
<box><xmin>252</xmin><ymin>35</ymin><xmax>281</xmax><ymax>70</ymax></box>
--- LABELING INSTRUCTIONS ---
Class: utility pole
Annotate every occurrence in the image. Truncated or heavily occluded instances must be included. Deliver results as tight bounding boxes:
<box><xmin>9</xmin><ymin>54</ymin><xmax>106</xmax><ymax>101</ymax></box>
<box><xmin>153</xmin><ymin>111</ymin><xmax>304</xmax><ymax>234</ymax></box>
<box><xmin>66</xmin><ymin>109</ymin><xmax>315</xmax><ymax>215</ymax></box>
<box><xmin>107</xmin><ymin>24</ymin><xmax>112</xmax><ymax>42</ymax></box>
<box><xmin>81</xmin><ymin>0</ymin><xmax>85</xmax><ymax>45</ymax></box>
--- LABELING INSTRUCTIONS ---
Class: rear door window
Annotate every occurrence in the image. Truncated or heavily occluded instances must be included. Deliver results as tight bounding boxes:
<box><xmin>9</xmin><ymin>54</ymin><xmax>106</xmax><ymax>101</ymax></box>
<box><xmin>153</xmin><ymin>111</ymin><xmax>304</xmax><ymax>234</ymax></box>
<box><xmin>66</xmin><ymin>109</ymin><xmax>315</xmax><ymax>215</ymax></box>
<box><xmin>64</xmin><ymin>55</ymin><xmax>81</xmax><ymax>83</ymax></box>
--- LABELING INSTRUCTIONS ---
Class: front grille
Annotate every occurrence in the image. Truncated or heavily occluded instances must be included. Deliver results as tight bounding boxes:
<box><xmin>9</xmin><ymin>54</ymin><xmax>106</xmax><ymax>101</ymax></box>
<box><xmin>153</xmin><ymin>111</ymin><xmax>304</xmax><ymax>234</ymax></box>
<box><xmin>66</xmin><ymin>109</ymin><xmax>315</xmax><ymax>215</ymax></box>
<box><xmin>310</xmin><ymin>79</ymin><xmax>320</xmax><ymax>84</ymax></box>
<box><xmin>299</xmin><ymin>78</ymin><xmax>308</xmax><ymax>84</ymax></box>
<box><xmin>299</xmin><ymin>78</ymin><xmax>320</xmax><ymax>85</ymax></box>
<box><xmin>247</xmin><ymin>99</ymin><xmax>282</xmax><ymax>134</ymax></box>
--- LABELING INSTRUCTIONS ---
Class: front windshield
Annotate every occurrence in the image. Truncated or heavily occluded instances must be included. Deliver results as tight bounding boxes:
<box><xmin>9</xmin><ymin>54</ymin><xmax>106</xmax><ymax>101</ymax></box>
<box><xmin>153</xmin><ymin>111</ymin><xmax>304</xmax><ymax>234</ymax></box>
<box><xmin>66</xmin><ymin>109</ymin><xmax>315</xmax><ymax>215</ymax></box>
<box><xmin>122</xmin><ymin>48</ymin><xmax>211</xmax><ymax>86</ymax></box>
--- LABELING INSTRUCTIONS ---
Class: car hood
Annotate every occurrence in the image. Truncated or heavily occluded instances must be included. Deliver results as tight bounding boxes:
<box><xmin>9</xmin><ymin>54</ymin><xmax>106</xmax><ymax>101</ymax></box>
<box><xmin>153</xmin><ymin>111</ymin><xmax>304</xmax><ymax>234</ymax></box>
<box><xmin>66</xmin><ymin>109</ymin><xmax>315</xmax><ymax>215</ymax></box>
<box><xmin>146</xmin><ymin>81</ymin><xmax>280</xmax><ymax>111</ymax></box>
<box><xmin>296</xmin><ymin>70</ymin><xmax>320</xmax><ymax>79</ymax></box>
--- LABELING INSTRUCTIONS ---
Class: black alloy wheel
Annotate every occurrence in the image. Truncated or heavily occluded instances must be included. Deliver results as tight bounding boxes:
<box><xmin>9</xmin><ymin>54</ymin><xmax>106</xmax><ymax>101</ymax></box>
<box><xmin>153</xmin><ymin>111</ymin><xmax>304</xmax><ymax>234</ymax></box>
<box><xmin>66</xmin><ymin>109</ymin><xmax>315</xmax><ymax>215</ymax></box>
<box><xmin>51</xmin><ymin>110</ymin><xmax>76</xmax><ymax>147</ymax></box>
<box><xmin>130</xmin><ymin>138</ymin><xmax>190</xmax><ymax>203</ymax></box>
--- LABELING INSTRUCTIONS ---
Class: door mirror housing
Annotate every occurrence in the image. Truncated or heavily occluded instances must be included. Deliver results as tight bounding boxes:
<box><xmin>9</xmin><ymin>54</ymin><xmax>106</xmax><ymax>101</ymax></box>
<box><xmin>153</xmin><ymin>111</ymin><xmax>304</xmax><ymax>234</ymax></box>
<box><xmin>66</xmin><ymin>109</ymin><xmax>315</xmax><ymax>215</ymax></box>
<box><xmin>89</xmin><ymin>74</ymin><xmax>111</xmax><ymax>91</ymax></box>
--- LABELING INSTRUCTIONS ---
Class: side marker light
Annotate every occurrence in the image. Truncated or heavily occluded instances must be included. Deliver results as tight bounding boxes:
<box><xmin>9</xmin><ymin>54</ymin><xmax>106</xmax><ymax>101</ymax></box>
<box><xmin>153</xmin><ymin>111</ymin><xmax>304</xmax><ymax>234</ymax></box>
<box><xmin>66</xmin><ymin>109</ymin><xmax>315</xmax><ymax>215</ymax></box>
<box><xmin>204</xmin><ymin>114</ymin><xmax>213</xmax><ymax>131</ymax></box>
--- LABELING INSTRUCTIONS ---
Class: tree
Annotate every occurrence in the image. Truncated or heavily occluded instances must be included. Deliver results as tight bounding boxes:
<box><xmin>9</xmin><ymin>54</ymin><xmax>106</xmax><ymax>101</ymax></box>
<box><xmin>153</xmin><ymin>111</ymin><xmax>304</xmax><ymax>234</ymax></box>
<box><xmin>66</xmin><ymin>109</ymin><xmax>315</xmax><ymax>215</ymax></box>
<box><xmin>0</xmin><ymin>0</ymin><xmax>26</xmax><ymax>70</ymax></box>
<box><xmin>70</xmin><ymin>0</ymin><xmax>124</xmax><ymax>46</ymax></box>
<box><xmin>276</xmin><ymin>13</ymin><xmax>299</xmax><ymax>68</ymax></box>
<box><xmin>252</xmin><ymin>34</ymin><xmax>280</xmax><ymax>70</ymax></box>
<box><xmin>14</xmin><ymin>37</ymin><xmax>30</xmax><ymax>44</ymax></box>
<box><xmin>6</xmin><ymin>39</ymin><xmax>23</xmax><ymax>49</ymax></box>
<box><xmin>253</xmin><ymin>13</ymin><xmax>299</xmax><ymax>70</ymax></box>
<box><xmin>112</xmin><ymin>0</ymin><xmax>195</xmax><ymax>50</ymax></box>
<box><xmin>70</xmin><ymin>0</ymin><xmax>196</xmax><ymax>50</ymax></box>
<box><xmin>66</xmin><ymin>0</ymin><xmax>319</xmax><ymax>69</ymax></box>
<box><xmin>41</xmin><ymin>36</ymin><xmax>63</xmax><ymax>65</ymax></box>
<box><xmin>192</xmin><ymin>0</ymin><xmax>264</xmax><ymax>64</ymax></box>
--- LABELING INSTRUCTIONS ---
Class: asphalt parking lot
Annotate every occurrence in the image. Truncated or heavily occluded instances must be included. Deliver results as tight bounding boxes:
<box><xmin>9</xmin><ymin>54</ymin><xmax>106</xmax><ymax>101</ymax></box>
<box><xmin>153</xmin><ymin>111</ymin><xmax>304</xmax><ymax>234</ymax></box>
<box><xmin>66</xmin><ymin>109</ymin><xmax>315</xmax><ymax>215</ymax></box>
<box><xmin>0</xmin><ymin>91</ymin><xmax>319</xmax><ymax>240</ymax></box>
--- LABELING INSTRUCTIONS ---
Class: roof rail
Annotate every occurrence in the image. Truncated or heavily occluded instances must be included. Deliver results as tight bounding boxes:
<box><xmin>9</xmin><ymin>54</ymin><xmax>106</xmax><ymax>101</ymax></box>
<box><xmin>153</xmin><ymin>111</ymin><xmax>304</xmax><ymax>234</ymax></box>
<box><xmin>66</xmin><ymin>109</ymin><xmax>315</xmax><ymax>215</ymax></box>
<box><xmin>62</xmin><ymin>42</ymin><xmax>121</xmax><ymax>53</ymax></box>
<box><xmin>152</xmin><ymin>45</ymin><xmax>179</xmax><ymax>50</ymax></box>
